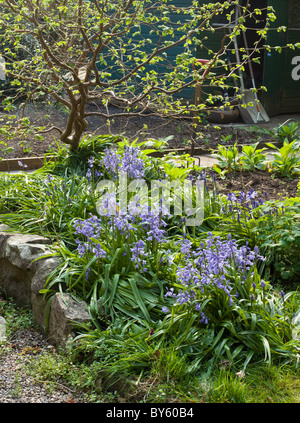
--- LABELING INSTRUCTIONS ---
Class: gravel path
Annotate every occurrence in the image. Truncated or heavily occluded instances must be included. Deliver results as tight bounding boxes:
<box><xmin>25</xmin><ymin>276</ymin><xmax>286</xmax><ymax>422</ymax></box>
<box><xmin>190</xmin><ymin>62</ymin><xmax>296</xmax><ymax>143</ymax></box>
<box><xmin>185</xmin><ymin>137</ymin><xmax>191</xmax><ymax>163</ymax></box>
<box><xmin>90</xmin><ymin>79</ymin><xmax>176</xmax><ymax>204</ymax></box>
<box><xmin>0</xmin><ymin>328</ymin><xmax>89</xmax><ymax>403</ymax></box>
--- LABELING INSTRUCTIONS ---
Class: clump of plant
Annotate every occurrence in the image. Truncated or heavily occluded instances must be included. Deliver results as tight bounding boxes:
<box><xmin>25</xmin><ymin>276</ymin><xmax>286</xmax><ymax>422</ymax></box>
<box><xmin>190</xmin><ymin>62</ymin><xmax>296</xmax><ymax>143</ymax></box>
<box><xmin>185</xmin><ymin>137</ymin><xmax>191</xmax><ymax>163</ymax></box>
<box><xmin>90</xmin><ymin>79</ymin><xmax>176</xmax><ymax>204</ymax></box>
<box><xmin>0</xmin><ymin>296</ymin><xmax>36</xmax><ymax>337</ymax></box>
<box><xmin>212</xmin><ymin>138</ymin><xmax>300</xmax><ymax>178</ymax></box>
<box><xmin>251</xmin><ymin>198</ymin><xmax>300</xmax><ymax>285</ymax></box>
<box><xmin>208</xmin><ymin>184</ymin><xmax>300</xmax><ymax>285</ymax></box>
<box><xmin>159</xmin><ymin>232</ymin><xmax>300</xmax><ymax>367</ymax></box>
<box><xmin>239</xmin><ymin>142</ymin><xmax>268</xmax><ymax>171</ymax></box>
<box><xmin>274</xmin><ymin>121</ymin><xmax>300</xmax><ymax>145</ymax></box>
<box><xmin>41</xmin><ymin>141</ymin><xmax>199</xmax><ymax>325</ymax></box>
<box><xmin>212</xmin><ymin>143</ymin><xmax>239</xmax><ymax>172</ymax></box>
<box><xmin>266</xmin><ymin>140</ymin><xmax>300</xmax><ymax>178</ymax></box>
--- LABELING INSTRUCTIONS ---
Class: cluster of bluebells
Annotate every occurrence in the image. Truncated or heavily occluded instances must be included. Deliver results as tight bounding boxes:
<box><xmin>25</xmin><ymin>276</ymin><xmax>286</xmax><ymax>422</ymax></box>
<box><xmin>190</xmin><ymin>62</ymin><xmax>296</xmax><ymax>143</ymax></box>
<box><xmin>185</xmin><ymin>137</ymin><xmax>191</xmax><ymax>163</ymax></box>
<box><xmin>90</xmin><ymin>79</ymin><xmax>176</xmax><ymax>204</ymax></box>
<box><xmin>191</xmin><ymin>169</ymin><xmax>285</xmax><ymax>220</ymax></box>
<box><xmin>86</xmin><ymin>156</ymin><xmax>102</xmax><ymax>181</ymax></box>
<box><xmin>163</xmin><ymin>232</ymin><xmax>265</xmax><ymax>324</ymax></box>
<box><xmin>100</xmin><ymin>146</ymin><xmax>145</xmax><ymax>179</ymax></box>
<box><xmin>223</xmin><ymin>188</ymin><xmax>287</xmax><ymax>223</ymax></box>
<box><xmin>130</xmin><ymin>240</ymin><xmax>148</xmax><ymax>273</ymax></box>
<box><xmin>100</xmin><ymin>148</ymin><xmax>120</xmax><ymax>179</ymax></box>
<box><xmin>190</xmin><ymin>168</ymin><xmax>218</xmax><ymax>194</ymax></box>
<box><xmin>227</xmin><ymin>188</ymin><xmax>266</xmax><ymax>207</ymax></box>
<box><xmin>73</xmin><ymin>204</ymin><xmax>168</xmax><ymax>274</ymax></box>
<box><xmin>101</xmin><ymin>207</ymin><xmax>167</xmax><ymax>242</ymax></box>
<box><xmin>223</xmin><ymin>188</ymin><xmax>266</xmax><ymax>222</ymax></box>
<box><xmin>191</xmin><ymin>170</ymin><xmax>284</xmax><ymax>221</ymax></box>
<box><xmin>189</xmin><ymin>168</ymin><xmax>216</xmax><ymax>184</ymax></box>
<box><xmin>74</xmin><ymin>215</ymin><xmax>106</xmax><ymax>259</ymax></box>
<box><xmin>111</xmin><ymin>212</ymin><xmax>137</xmax><ymax>238</ymax></box>
<box><xmin>189</xmin><ymin>169</ymin><xmax>281</xmax><ymax>223</ymax></box>
<box><xmin>120</xmin><ymin>146</ymin><xmax>145</xmax><ymax>179</ymax></box>
<box><xmin>139</xmin><ymin>207</ymin><xmax>168</xmax><ymax>243</ymax></box>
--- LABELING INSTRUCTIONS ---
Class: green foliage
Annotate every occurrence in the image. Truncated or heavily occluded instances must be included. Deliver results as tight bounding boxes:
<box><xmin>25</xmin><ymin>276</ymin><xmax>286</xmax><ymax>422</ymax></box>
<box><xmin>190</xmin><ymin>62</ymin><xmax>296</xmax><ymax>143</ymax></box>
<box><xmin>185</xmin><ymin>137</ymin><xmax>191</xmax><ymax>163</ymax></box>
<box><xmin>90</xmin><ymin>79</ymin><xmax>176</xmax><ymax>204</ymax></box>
<box><xmin>239</xmin><ymin>142</ymin><xmax>267</xmax><ymax>171</ymax></box>
<box><xmin>213</xmin><ymin>139</ymin><xmax>300</xmax><ymax>178</ymax></box>
<box><xmin>0</xmin><ymin>172</ymin><xmax>96</xmax><ymax>245</ymax></box>
<box><xmin>245</xmin><ymin>364</ymin><xmax>300</xmax><ymax>403</ymax></box>
<box><xmin>266</xmin><ymin>141</ymin><xmax>300</xmax><ymax>178</ymax></box>
<box><xmin>274</xmin><ymin>121</ymin><xmax>300</xmax><ymax>145</ymax></box>
<box><xmin>251</xmin><ymin>198</ymin><xmax>300</xmax><ymax>284</ymax></box>
<box><xmin>207</xmin><ymin>369</ymin><xmax>248</xmax><ymax>403</ymax></box>
<box><xmin>0</xmin><ymin>134</ymin><xmax>122</xmax><ymax>243</ymax></box>
<box><xmin>0</xmin><ymin>297</ymin><xmax>35</xmax><ymax>337</ymax></box>
<box><xmin>212</xmin><ymin>143</ymin><xmax>239</xmax><ymax>172</ymax></box>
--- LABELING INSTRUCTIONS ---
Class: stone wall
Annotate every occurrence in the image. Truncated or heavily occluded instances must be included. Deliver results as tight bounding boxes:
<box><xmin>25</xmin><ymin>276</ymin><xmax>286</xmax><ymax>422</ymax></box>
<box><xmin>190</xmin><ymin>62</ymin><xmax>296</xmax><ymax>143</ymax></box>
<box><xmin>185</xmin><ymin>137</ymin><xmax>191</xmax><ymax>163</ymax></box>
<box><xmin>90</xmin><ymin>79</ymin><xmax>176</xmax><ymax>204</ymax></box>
<box><xmin>0</xmin><ymin>225</ymin><xmax>91</xmax><ymax>346</ymax></box>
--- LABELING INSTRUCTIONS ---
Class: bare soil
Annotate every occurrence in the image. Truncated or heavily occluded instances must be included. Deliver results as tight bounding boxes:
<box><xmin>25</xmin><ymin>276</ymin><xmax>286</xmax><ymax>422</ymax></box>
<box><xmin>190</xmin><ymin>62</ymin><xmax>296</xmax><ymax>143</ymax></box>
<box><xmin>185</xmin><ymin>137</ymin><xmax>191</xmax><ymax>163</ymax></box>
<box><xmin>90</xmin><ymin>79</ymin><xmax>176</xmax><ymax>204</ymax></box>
<box><xmin>215</xmin><ymin>170</ymin><xmax>299</xmax><ymax>201</ymax></box>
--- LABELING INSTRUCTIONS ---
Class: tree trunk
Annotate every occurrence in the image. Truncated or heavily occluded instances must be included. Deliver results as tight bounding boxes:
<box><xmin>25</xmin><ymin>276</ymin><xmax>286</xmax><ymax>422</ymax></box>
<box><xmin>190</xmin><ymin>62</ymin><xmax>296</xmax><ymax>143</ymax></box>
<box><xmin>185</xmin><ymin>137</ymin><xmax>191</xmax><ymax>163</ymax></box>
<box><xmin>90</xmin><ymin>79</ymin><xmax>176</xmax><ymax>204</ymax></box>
<box><xmin>60</xmin><ymin>102</ymin><xmax>88</xmax><ymax>150</ymax></box>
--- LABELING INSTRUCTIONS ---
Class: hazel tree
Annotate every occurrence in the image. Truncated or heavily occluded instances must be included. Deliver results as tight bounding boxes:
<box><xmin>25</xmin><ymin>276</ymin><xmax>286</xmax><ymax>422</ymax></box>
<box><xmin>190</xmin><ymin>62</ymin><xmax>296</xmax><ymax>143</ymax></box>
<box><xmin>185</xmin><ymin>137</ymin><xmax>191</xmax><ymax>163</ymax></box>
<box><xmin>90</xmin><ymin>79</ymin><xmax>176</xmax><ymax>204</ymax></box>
<box><xmin>0</xmin><ymin>0</ymin><xmax>279</xmax><ymax>149</ymax></box>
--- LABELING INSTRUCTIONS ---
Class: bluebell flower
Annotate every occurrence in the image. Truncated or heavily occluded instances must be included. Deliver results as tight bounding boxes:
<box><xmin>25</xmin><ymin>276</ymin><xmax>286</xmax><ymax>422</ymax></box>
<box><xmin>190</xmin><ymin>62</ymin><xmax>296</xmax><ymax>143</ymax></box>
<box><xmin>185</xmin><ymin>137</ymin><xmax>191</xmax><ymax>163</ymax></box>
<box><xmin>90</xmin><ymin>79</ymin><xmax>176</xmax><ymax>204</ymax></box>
<box><xmin>180</xmin><ymin>238</ymin><xmax>192</xmax><ymax>256</ymax></box>
<box><xmin>227</xmin><ymin>192</ymin><xmax>237</xmax><ymax>202</ymax></box>
<box><xmin>112</xmin><ymin>213</ymin><xmax>137</xmax><ymax>238</ymax></box>
<box><xmin>199</xmin><ymin>311</ymin><xmax>208</xmax><ymax>324</ymax></box>
<box><xmin>165</xmin><ymin>287</ymin><xmax>175</xmax><ymax>298</ymax></box>
<box><xmin>86</xmin><ymin>168</ymin><xmax>92</xmax><ymax>181</ymax></box>
<box><xmin>85</xmin><ymin>267</ymin><xmax>91</xmax><ymax>281</ymax></box>
<box><xmin>140</xmin><ymin>210</ymin><xmax>167</xmax><ymax>243</ymax></box>
<box><xmin>100</xmin><ymin>145</ymin><xmax>145</xmax><ymax>180</ymax></box>
<box><xmin>166</xmin><ymin>233</ymin><xmax>266</xmax><ymax>321</ymax></box>
<box><xmin>95</xmin><ymin>170</ymin><xmax>103</xmax><ymax>178</ymax></box>
<box><xmin>88</xmin><ymin>156</ymin><xmax>94</xmax><ymax>168</ymax></box>
<box><xmin>97</xmin><ymin>192</ymin><xmax>117</xmax><ymax>216</ymax></box>
<box><xmin>246</xmin><ymin>188</ymin><xmax>257</xmax><ymax>201</ymax></box>
<box><xmin>101</xmin><ymin>147</ymin><xmax>120</xmax><ymax>177</ymax></box>
<box><xmin>74</xmin><ymin>215</ymin><xmax>106</xmax><ymax>259</ymax></box>
<box><xmin>130</xmin><ymin>240</ymin><xmax>148</xmax><ymax>273</ymax></box>
<box><xmin>92</xmin><ymin>244</ymin><xmax>106</xmax><ymax>258</ymax></box>
<box><xmin>120</xmin><ymin>146</ymin><xmax>145</xmax><ymax>179</ymax></box>
<box><xmin>18</xmin><ymin>160</ymin><xmax>28</xmax><ymax>168</ymax></box>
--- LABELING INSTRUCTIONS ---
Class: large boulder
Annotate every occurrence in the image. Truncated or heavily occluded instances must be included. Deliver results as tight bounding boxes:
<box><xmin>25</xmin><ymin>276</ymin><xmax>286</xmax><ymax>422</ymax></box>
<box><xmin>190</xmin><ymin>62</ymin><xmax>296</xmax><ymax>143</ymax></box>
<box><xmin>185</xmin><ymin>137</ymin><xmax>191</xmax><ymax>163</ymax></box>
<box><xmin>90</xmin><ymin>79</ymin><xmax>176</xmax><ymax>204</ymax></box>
<box><xmin>0</xmin><ymin>232</ymin><xmax>50</xmax><ymax>305</ymax></box>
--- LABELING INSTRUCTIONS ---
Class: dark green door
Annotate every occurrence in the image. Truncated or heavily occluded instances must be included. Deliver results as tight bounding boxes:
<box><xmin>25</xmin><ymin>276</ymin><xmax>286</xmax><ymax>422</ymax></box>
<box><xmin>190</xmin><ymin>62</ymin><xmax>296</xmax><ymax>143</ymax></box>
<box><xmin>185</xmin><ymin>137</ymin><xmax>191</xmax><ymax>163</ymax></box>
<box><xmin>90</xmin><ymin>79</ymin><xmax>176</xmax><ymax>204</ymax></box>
<box><xmin>262</xmin><ymin>0</ymin><xmax>300</xmax><ymax>115</ymax></box>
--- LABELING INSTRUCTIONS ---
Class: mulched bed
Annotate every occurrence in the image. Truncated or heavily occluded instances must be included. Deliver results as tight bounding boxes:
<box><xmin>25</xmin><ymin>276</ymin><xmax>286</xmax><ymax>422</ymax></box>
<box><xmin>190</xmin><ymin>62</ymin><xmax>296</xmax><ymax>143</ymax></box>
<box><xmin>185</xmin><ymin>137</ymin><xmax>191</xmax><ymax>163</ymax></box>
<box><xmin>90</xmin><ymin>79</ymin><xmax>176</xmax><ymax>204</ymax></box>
<box><xmin>215</xmin><ymin>170</ymin><xmax>299</xmax><ymax>201</ymax></box>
